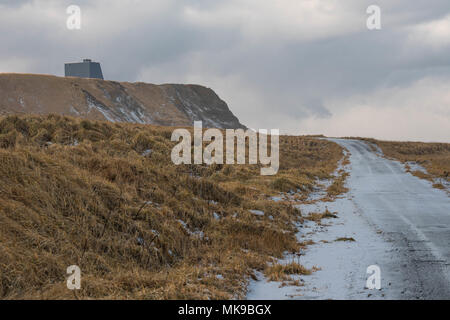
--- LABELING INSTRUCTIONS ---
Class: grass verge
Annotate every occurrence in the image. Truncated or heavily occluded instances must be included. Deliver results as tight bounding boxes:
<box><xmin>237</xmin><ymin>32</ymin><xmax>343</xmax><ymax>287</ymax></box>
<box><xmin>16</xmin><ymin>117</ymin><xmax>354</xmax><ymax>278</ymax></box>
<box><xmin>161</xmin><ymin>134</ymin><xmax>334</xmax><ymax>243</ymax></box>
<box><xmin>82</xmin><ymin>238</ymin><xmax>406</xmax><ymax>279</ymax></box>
<box><xmin>0</xmin><ymin>114</ymin><xmax>343</xmax><ymax>299</ymax></box>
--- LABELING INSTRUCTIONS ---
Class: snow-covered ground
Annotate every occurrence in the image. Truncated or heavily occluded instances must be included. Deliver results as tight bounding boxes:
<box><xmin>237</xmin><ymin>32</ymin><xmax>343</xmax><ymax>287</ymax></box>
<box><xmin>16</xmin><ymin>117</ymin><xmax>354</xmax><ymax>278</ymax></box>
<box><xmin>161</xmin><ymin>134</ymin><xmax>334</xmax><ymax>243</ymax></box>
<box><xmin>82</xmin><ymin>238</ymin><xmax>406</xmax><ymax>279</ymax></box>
<box><xmin>247</xmin><ymin>139</ymin><xmax>450</xmax><ymax>300</ymax></box>
<box><xmin>247</xmin><ymin>196</ymin><xmax>401</xmax><ymax>299</ymax></box>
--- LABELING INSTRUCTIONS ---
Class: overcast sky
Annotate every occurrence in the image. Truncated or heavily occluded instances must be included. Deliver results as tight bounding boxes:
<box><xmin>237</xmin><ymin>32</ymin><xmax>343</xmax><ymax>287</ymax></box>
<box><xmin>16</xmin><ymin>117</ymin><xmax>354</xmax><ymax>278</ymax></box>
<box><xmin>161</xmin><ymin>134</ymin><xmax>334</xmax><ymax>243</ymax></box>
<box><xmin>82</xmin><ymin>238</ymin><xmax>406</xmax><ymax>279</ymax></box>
<box><xmin>1</xmin><ymin>0</ymin><xmax>449</xmax><ymax>141</ymax></box>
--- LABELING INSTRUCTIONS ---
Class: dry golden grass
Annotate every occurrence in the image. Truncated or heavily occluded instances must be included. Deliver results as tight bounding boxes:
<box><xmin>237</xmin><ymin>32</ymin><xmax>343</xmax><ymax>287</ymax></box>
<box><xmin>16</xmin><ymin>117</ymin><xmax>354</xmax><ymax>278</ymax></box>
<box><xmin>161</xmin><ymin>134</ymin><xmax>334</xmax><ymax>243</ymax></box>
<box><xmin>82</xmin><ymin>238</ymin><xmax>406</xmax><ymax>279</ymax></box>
<box><xmin>326</xmin><ymin>170</ymin><xmax>349</xmax><ymax>197</ymax></box>
<box><xmin>265</xmin><ymin>262</ymin><xmax>314</xmax><ymax>281</ymax></box>
<box><xmin>0</xmin><ymin>114</ymin><xmax>343</xmax><ymax>299</ymax></box>
<box><xmin>324</xmin><ymin>152</ymin><xmax>350</xmax><ymax>199</ymax></box>
<box><xmin>363</xmin><ymin>139</ymin><xmax>450</xmax><ymax>184</ymax></box>
<box><xmin>335</xmin><ymin>237</ymin><xmax>355</xmax><ymax>242</ymax></box>
<box><xmin>305</xmin><ymin>209</ymin><xmax>338</xmax><ymax>224</ymax></box>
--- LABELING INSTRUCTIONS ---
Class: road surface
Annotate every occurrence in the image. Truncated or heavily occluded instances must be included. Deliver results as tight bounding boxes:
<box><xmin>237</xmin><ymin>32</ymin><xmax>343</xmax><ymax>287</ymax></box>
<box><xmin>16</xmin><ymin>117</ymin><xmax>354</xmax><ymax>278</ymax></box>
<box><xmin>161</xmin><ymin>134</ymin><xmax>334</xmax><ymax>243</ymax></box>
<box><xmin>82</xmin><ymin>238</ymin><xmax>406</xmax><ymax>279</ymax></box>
<box><xmin>330</xmin><ymin>138</ymin><xmax>450</xmax><ymax>299</ymax></box>
<box><xmin>248</xmin><ymin>139</ymin><xmax>450</xmax><ymax>299</ymax></box>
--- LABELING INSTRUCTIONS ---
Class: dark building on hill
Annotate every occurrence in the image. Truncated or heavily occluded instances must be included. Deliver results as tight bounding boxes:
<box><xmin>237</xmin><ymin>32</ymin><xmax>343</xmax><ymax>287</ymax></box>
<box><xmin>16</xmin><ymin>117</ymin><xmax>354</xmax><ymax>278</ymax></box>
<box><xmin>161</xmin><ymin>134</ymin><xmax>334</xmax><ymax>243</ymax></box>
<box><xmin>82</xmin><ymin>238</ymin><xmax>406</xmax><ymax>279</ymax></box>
<box><xmin>65</xmin><ymin>59</ymin><xmax>104</xmax><ymax>80</ymax></box>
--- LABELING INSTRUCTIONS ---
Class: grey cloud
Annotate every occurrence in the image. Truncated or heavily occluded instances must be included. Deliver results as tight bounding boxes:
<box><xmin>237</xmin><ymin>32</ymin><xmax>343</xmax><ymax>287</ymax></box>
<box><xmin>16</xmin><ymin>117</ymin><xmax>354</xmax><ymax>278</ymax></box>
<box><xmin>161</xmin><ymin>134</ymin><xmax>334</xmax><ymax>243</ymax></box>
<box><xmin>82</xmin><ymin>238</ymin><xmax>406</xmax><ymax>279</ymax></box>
<box><xmin>0</xmin><ymin>0</ymin><xmax>449</xmax><ymax>140</ymax></box>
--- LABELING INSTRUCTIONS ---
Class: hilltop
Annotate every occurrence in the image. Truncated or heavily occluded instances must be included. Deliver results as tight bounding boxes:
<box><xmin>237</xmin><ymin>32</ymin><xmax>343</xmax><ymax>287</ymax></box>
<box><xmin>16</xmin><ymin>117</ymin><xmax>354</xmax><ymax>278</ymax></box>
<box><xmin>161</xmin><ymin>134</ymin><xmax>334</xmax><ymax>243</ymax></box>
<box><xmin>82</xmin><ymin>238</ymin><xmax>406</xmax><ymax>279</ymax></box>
<box><xmin>0</xmin><ymin>73</ymin><xmax>245</xmax><ymax>129</ymax></box>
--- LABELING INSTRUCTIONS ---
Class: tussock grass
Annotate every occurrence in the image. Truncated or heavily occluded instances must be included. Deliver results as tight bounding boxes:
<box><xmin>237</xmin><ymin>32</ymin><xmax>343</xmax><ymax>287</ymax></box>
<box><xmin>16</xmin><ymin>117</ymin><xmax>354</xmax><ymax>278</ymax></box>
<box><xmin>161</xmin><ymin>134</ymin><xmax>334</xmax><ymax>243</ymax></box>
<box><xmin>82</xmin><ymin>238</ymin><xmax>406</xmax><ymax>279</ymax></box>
<box><xmin>326</xmin><ymin>170</ymin><xmax>349</xmax><ymax>197</ymax></box>
<box><xmin>305</xmin><ymin>209</ymin><xmax>338</xmax><ymax>224</ymax></box>
<box><xmin>432</xmin><ymin>183</ymin><xmax>445</xmax><ymax>190</ymax></box>
<box><xmin>335</xmin><ymin>237</ymin><xmax>355</xmax><ymax>242</ymax></box>
<box><xmin>265</xmin><ymin>262</ymin><xmax>313</xmax><ymax>281</ymax></box>
<box><xmin>0</xmin><ymin>114</ymin><xmax>342</xmax><ymax>299</ymax></box>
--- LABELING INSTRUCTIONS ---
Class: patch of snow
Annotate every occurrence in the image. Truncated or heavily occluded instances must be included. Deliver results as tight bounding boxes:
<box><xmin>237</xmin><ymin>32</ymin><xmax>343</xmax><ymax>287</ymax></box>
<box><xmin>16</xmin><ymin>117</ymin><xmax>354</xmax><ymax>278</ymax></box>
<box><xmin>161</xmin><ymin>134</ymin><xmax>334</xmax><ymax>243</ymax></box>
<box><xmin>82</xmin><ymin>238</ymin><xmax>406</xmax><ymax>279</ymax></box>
<box><xmin>142</xmin><ymin>149</ymin><xmax>152</xmax><ymax>156</ymax></box>
<box><xmin>271</xmin><ymin>196</ymin><xmax>284</xmax><ymax>202</ymax></box>
<box><xmin>118</xmin><ymin>107</ymin><xmax>148</xmax><ymax>124</ymax></box>
<box><xmin>177</xmin><ymin>219</ymin><xmax>205</xmax><ymax>239</ymax></box>
<box><xmin>193</xmin><ymin>230</ymin><xmax>205</xmax><ymax>239</ymax></box>
<box><xmin>69</xmin><ymin>106</ymin><xmax>80</xmax><ymax>115</ymax></box>
<box><xmin>248</xmin><ymin>193</ymin><xmax>400</xmax><ymax>300</ymax></box>
<box><xmin>249</xmin><ymin>210</ymin><xmax>264</xmax><ymax>216</ymax></box>
<box><xmin>87</xmin><ymin>98</ymin><xmax>117</xmax><ymax>123</ymax></box>
<box><xmin>18</xmin><ymin>97</ymin><xmax>25</xmax><ymax>108</ymax></box>
<box><xmin>177</xmin><ymin>219</ymin><xmax>188</xmax><ymax>230</ymax></box>
<box><xmin>247</xmin><ymin>271</ymin><xmax>304</xmax><ymax>300</ymax></box>
<box><xmin>405</xmin><ymin>161</ymin><xmax>428</xmax><ymax>174</ymax></box>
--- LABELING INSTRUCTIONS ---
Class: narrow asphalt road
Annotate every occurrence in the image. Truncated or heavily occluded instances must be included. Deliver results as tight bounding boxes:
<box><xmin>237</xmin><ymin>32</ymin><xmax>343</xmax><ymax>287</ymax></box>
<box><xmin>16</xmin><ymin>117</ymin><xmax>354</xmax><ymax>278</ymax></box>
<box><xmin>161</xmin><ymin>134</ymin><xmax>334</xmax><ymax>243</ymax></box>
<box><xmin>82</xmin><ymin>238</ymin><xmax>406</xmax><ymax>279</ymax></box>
<box><xmin>248</xmin><ymin>139</ymin><xmax>450</xmax><ymax>299</ymax></box>
<box><xmin>330</xmin><ymin>139</ymin><xmax>450</xmax><ymax>299</ymax></box>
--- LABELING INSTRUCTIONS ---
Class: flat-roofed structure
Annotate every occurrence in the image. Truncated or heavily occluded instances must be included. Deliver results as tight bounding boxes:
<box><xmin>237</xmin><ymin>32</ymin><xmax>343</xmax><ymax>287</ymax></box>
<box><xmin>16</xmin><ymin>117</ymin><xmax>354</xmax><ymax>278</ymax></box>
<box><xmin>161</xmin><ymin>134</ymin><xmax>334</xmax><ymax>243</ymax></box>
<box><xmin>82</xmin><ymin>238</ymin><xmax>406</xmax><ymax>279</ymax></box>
<box><xmin>65</xmin><ymin>59</ymin><xmax>104</xmax><ymax>80</ymax></box>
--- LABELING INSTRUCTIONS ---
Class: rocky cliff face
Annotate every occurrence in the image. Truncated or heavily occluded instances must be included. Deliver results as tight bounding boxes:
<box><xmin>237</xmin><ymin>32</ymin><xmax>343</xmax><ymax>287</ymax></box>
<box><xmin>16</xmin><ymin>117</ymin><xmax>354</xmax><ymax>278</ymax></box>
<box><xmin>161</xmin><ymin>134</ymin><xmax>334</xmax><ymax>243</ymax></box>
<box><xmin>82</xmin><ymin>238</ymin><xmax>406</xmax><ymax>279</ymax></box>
<box><xmin>0</xmin><ymin>74</ymin><xmax>245</xmax><ymax>129</ymax></box>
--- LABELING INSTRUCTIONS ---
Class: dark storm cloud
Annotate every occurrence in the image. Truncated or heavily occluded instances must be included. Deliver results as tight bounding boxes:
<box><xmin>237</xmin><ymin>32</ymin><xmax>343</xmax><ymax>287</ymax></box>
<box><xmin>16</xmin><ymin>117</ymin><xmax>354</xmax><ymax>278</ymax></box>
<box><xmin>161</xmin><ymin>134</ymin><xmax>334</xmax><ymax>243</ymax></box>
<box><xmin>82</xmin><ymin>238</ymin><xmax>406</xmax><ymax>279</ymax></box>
<box><xmin>0</xmin><ymin>0</ymin><xmax>449</xmax><ymax>140</ymax></box>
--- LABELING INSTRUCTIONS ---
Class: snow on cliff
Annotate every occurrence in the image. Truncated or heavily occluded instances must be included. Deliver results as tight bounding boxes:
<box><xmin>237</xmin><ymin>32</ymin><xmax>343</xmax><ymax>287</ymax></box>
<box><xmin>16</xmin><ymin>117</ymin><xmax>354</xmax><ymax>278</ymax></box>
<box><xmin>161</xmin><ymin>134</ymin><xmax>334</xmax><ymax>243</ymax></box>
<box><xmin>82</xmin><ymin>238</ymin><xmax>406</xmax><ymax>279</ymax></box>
<box><xmin>0</xmin><ymin>74</ymin><xmax>245</xmax><ymax>129</ymax></box>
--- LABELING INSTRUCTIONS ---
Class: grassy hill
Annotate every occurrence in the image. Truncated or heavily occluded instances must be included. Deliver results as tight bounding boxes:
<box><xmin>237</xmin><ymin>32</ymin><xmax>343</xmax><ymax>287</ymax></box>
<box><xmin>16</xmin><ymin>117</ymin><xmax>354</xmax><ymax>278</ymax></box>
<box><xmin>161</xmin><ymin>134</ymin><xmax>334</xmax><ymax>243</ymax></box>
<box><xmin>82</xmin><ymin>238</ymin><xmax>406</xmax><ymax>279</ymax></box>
<box><xmin>0</xmin><ymin>114</ymin><xmax>343</xmax><ymax>299</ymax></box>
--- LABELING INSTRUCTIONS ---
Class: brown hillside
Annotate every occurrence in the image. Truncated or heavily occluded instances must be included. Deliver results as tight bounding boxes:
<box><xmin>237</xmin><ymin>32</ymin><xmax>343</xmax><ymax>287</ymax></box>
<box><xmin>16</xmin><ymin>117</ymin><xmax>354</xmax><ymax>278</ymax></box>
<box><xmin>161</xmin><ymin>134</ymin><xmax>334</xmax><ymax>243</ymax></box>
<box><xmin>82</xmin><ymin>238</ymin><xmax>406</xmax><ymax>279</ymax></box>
<box><xmin>0</xmin><ymin>73</ymin><xmax>245</xmax><ymax>129</ymax></box>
